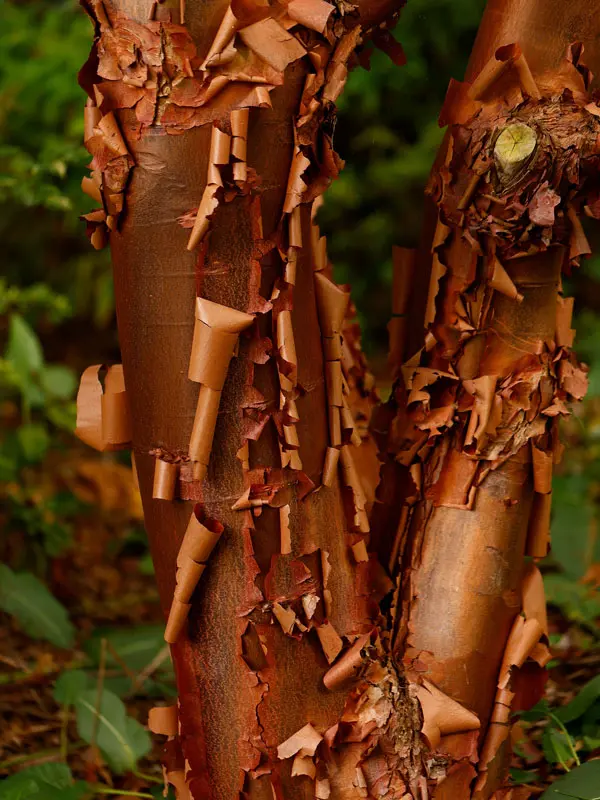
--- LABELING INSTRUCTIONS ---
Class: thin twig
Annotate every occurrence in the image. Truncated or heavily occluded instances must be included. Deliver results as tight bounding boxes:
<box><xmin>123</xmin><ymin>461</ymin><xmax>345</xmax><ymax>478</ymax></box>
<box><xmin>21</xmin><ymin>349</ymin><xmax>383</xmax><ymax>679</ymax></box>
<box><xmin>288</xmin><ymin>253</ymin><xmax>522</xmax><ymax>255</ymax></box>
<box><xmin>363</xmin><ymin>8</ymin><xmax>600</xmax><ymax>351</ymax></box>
<box><xmin>91</xmin><ymin>638</ymin><xmax>107</xmax><ymax>751</ymax></box>
<box><xmin>60</xmin><ymin>706</ymin><xmax>70</xmax><ymax>762</ymax></box>
<box><xmin>105</xmin><ymin>639</ymin><xmax>136</xmax><ymax>680</ymax></box>
<box><xmin>127</xmin><ymin>644</ymin><xmax>171</xmax><ymax>697</ymax></box>
<box><xmin>0</xmin><ymin>653</ymin><xmax>30</xmax><ymax>671</ymax></box>
<box><xmin>0</xmin><ymin>742</ymin><xmax>83</xmax><ymax>771</ymax></box>
<box><xmin>0</xmin><ymin>657</ymin><xmax>89</xmax><ymax>686</ymax></box>
<box><xmin>133</xmin><ymin>768</ymin><xmax>164</xmax><ymax>786</ymax></box>
<box><xmin>548</xmin><ymin>712</ymin><xmax>581</xmax><ymax>768</ymax></box>
<box><xmin>92</xmin><ymin>789</ymin><xmax>154</xmax><ymax>799</ymax></box>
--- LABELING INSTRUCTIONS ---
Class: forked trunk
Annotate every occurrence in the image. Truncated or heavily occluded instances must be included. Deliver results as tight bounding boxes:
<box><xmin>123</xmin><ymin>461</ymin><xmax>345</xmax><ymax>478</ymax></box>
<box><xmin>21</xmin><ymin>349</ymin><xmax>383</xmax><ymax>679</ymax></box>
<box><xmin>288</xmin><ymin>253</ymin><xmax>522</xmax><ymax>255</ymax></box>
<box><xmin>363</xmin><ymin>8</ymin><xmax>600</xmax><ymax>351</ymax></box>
<box><xmin>75</xmin><ymin>0</ymin><xmax>600</xmax><ymax>797</ymax></box>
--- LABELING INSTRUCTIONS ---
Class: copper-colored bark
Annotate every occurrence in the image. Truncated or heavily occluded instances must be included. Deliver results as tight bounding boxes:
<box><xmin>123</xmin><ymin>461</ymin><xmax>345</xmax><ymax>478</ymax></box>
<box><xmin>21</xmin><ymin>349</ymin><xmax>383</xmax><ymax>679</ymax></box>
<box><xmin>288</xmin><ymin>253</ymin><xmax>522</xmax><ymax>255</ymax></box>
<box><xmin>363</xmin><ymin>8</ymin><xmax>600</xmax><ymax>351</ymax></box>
<box><xmin>381</xmin><ymin>1</ymin><xmax>600</xmax><ymax>797</ymax></box>
<box><xmin>78</xmin><ymin>0</ymin><xmax>408</xmax><ymax>798</ymax></box>
<box><xmin>77</xmin><ymin>0</ymin><xmax>600</xmax><ymax>797</ymax></box>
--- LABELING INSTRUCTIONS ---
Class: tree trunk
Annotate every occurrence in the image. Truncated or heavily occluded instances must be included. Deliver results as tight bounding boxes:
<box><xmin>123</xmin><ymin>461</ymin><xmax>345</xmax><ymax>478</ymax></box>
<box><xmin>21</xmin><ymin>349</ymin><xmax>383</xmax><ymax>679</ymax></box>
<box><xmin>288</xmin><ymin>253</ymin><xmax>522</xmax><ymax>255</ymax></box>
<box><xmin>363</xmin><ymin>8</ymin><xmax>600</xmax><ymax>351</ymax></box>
<box><xmin>76</xmin><ymin>0</ymin><xmax>600</xmax><ymax>797</ymax></box>
<box><xmin>378</xmin><ymin>0</ymin><xmax>600</xmax><ymax>797</ymax></box>
<box><xmin>77</xmin><ymin>1</ymin><xmax>409</xmax><ymax>798</ymax></box>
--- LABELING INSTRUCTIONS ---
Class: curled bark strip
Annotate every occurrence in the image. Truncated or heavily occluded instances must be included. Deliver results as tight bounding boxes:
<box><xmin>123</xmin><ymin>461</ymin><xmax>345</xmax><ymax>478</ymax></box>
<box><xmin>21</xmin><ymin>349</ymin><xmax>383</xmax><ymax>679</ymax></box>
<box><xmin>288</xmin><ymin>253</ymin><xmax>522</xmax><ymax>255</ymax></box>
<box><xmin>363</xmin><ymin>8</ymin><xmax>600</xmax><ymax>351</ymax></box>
<box><xmin>186</xmin><ymin>298</ymin><xmax>253</xmax><ymax>480</ymax></box>
<box><xmin>314</xmin><ymin>272</ymin><xmax>351</xmax><ymax>478</ymax></box>
<box><xmin>149</xmin><ymin>704</ymin><xmax>179</xmax><ymax>737</ymax></box>
<box><xmin>186</xmin><ymin>126</ymin><xmax>231</xmax><ymax>250</ymax></box>
<box><xmin>75</xmin><ymin>364</ymin><xmax>132</xmax><ymax>451</ymax></box>
<box><xmin>80</xmin><ymin>96</ymin><xmax>135</xmax><ymax>248</ymax></box>
<box><xmin>153</xmin><ymin>459</ymin><xmax>180</xmax><ymax>500</ymax></box>
<box><xmin>165</xmin><ymin>509</ymin><xmax>224</xmax><ymax>643</ymax></box>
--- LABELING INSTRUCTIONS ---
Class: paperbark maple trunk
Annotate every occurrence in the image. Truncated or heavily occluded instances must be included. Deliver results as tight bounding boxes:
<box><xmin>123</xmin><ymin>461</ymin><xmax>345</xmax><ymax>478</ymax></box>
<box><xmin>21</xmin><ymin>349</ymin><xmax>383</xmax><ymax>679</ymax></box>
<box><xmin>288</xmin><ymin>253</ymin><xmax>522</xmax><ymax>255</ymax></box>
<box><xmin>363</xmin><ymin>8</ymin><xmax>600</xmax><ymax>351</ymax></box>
<box><xmin>377</xmin><ymin>0</ymin><xmax>600</xmax><ymax>797</ymax></box>
<box><xmin>77</xmin><ymin>0</ymin><xmax>600</xmax><ymax>797</ymax></box>
<box><xmin>77</xmin><ymin>1</ymin><xmax>408</xmax><ymax>799</ymax></box>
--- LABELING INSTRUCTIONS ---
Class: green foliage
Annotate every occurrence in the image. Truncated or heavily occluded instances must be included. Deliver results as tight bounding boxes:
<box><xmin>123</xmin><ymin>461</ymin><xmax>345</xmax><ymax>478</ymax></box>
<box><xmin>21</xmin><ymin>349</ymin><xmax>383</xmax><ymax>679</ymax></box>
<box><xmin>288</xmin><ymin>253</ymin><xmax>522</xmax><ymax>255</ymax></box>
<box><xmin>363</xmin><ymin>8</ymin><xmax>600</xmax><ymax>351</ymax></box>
<box><xmin>0</xmin><ymin>564</ymin><xmax>75</xmax><ymax>648</ymax></box>
<box><xmin>3</xmin><ymin>487</ymin><xmax>85</xmax><ymax>558</ymax></box>
<box><xmin>54</xmin><ymin>669</ymin><xmax>91</xmax><ymax>707</ymax></box>
<box><xmin>509</xmin><ymin>768</ymin><xmax>538</xmax><ymax>785</ymax></box>
<box><xmin>517</xmin><ymin>676</ymin><xmax>600</xmax><ymax>781</ymax></box>
<box><xmin>0</xmin><ymin>764</ymin><xmax>89</xmax><ymax>800</ymax></box>
<box><xmin>84</xmin><ymin>625</ymin><xmax>176</xmax><ymax>697</ymax></box>
<box><xmin>323</xmin><ymin>0</ymin><xmax>486</xmax><ymax>350</ymax></box>
<box><xmin>540</xmin><ymin>760</ymin><xmax>600</xmax><ymax>799</ymax></box>
<box><xmin>2</xmin><ymin>311</ymin><xmax>77</xmax><ymax>429</ymax></box>
<box><xmin>549</xmin><ymin>475</ymin><xmax>600</xmax><ymax>581</ymax></box>
<box><xmin>544</xmin><ymin>574</ymin><xmax>600</xmax><ymax>633</ymax></box>
<box><xmin>85</xmin><ymin>626</ymin><xmax>170</xmax><ymax>675</ymax></box>
<box><xmin>0</xmin><ymin>280</ymin><xmax>72</xmax><ymax>324</ymax></box>
<box><xmin>555</xmin><ymin>677</ymin><xmax>600</xmax><ymax>725</ymax></box>
<box><xmin>0</xmin><ymin>0</ymin><xmax>111</xmax><ymax>321</ymax></box>
<box><xmin>0</xmin><ymin>293</ymin><xmax>81</xmax><ymax>562</ymax></box>
<box><xmin>54</xmin><ymin>665</ymin><xmax>158</xmax><ymax>773</ymax></box>
<box><xmin>543</xmin><ymin>727</ymin><xmax>578</xmax><ymax>770</ymax></box>
<box><xmin>74</xmin><ymin>688</ymin><xmax>151</xmax><ymax>774</ymax></box>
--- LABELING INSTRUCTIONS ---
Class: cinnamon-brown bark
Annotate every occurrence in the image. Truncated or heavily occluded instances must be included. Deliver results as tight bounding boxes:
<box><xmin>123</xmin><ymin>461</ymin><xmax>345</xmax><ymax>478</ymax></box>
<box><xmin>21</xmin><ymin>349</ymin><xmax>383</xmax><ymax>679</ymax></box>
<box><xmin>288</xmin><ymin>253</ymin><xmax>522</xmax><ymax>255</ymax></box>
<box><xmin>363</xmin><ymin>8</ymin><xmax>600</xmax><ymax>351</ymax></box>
<box><xmin>77</xmin><ymin>0</ymin><xmax>411</xmax><ymax>798</ymax></box>
<box><xmin>379</xmin><ymin>1</ymin><xmax>600</xmax><ymax>797</ymax></box>
<box><xmin>77</xmin><ymin>0</ymin><xmax>600</xmax><ymax>797</ymax></box>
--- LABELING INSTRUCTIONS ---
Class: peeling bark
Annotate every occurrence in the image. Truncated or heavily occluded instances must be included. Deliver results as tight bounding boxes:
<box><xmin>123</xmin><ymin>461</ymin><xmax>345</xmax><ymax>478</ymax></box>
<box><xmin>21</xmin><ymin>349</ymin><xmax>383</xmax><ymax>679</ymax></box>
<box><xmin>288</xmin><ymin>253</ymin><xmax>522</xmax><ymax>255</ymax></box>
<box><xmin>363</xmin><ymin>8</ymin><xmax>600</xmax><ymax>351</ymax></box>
<box><xmin>76</xmin><ymin>0</ymin><xmax>413</xmax><ymax>798</ymax></box>
<box><xmin>76</xmin><ymin>0</ymin><xmax>600</xmax><ymax>797</ymax></box>
<box><xmin>377</xmin><ymin>1</ymin><xmax>600</xmax><ymax>797</ymax></box>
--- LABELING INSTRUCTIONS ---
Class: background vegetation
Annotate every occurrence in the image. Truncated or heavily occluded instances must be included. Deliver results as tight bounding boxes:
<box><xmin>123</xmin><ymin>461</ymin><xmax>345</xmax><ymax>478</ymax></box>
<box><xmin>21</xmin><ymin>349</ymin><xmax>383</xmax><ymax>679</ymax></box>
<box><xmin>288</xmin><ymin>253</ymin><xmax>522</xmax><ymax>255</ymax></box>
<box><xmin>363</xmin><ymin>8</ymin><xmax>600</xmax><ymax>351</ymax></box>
<box><xmin>0</xmin><ymin>0</ymin><xmax>598</xmax><ymax>797</ymax></box>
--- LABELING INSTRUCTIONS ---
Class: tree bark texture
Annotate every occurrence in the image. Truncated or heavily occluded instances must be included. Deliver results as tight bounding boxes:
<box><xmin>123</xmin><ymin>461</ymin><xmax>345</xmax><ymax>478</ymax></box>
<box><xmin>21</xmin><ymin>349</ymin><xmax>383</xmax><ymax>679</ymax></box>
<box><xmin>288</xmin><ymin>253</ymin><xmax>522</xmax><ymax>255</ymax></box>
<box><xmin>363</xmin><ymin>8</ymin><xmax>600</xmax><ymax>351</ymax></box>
<box><xmin>76</xmin><ymin>0</ymin><xmax>600</xmax><ymax>797</ymax></box>
<box><xmin>376</xmin><ymin>1</ymin><xmax>600</xmax><ymax>798</ymax></box>
<box><xmin>76</xmin><ymin>1</ymin><xmax>417</xmax><ymax>799</ymax></box>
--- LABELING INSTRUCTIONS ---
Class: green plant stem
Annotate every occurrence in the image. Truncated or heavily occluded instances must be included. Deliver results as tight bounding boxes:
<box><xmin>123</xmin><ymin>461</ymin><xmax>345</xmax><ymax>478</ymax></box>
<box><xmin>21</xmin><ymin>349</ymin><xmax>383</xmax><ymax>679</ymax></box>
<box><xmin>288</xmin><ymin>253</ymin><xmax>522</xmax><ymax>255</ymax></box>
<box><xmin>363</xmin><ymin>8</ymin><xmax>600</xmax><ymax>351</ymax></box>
<box><xmin>127</xmin><ymin>645</ymin><xmax>170</xmax><ymax>698</ymax></box>
<box><xmin>60</xmin><ymin>706</ymin><xmax>70</xmax><ymax>761</ymax></box>
<box><xmin>133</xmin><ymin>769</ymin><xmax>163</xmax><ymax>786</ymax></box>
<box><xmin>0</xmin><ymin>742</ymin><xmax>83</xmax><ymax>770</ymax></box>
<box><xmin>0</xmin><ymin>657</ymin><xmax>89</xmax><ymax>685</ymax></box>
<box><xmin>91</xmin><ymin>637</ymin><xmax>107</xmax><ymax>751</ymax></box>
<box><xmin>548</xmin><ymin>712</ymin><xmax>581</xmax><ymax>768</ymax></box>
<box><xmin>92</xmin><ymin>789</ymin><xmax>154</xmax><ymax>799</ymax></box>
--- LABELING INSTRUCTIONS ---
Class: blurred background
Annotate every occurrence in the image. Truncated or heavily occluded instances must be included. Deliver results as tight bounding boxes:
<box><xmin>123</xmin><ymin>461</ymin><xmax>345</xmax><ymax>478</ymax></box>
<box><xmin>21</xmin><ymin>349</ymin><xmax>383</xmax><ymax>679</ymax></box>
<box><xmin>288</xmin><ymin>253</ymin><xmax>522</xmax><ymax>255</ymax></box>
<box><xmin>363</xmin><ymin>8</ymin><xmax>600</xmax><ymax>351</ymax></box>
<box><xmin>0</xmin><ymin>1</ymin><xmax>598</xmax><ymax>797</ymax></box>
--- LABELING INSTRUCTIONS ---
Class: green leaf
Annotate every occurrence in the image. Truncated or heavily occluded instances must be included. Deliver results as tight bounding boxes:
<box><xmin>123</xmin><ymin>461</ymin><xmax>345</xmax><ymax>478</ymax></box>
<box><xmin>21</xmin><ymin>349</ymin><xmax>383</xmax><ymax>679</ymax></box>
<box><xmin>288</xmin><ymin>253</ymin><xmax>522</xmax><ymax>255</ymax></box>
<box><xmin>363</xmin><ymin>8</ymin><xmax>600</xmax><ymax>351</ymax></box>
<box><xmin>0</xmin><ymin>565</ymin><xmax>75</xmax><ymax>649</ymax></box>
<box><xmin>555</xmin><ymin>676</ymin><xmax>600</xmax><ymax>725</ymax></box>
<box><xmin>84</xmin><ymin>626</ymin><xmax>172</xmax><ymax>675</ymax></box>
<box><xmin>518</xmin><ymin>699</ymin><xmax>551</xmax><ymax>723</ymax></box>
<box><xmin>16</xmin><ymin>423</ymin><xmax>50</xmax><ymax>463</ymax></box>
<box><xmin>581</xmin><ymin>702</ymin><xmax>600</xmax><ymax>752</ymax></box>
<box><xmin>544</xmin><ymin>574</ymin><xmax>600</xmax><ymax>628</ymax></box>
<box><xmin>0</xmin><ymin>764</ymin><xmax>89</xmax><ymax>800</ymax></box>
<box><xmin>551</xmin><ymin>476</ymin><xmax>595</xmax><ymax>580</ymax></box>
<box><xmin>40</xmin><ymin>364</ymin><xmax>77</xmax><ymax>399</ymax></box>
<box><xmin>0</xmin><ymin>432</ymin><xmax>22</xmax><ymax>481</ymax></box>
<box><xmin>509</xmin><ymin>767</ymin><xmax>538</xmax><ymax>785</ymax></box>
<box><xmin>540</xmin><ymin>759</ymin><xmax>600</xmax><ymax>798</ymax></box>
<box><xmin>46</xmin><ymin>401</ymin><xmax>77</xmax><ymax>432</ymax></box>
<box><xmin>53</xmin><ymin>669</ymin><xmax>90</xmax><ymax>706</ymax></box>
<box><xmin>0</xmin><ymin>777</ymin><xmax>38</xmax><ymax>800</ymax></box>
<box><xmin>542</xmin><ymin>726</ymin><xmax>576</xmax><ymax>767</ymax></box>
<box><xmin>138</xmin><ymin>553</ymin><xmax>155</xmax><ymax>576</ymax></box>
<box><xmin>5</xmin><ymin>313</ymin><xmax>44</xmax><ymax>377</ymax></box>
<box><xmin>103</xmin><ymin>675</ymin><xmax>177</xmax><ymax>700</ymax></box>
<box><xmin>151</xmin><ymin>787</ymin><xmax>176</xmax><ymax>799</ymax></box>
<box><xmin>75</xmin><ymin>688</ymin><xmax>151</xmax><ymax>773</ymax></box>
